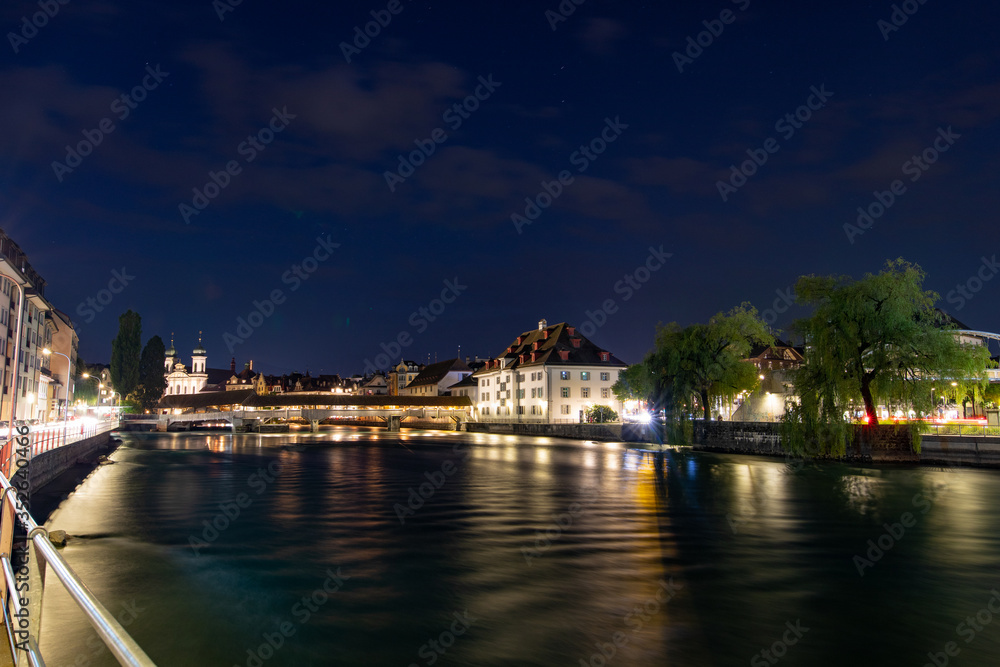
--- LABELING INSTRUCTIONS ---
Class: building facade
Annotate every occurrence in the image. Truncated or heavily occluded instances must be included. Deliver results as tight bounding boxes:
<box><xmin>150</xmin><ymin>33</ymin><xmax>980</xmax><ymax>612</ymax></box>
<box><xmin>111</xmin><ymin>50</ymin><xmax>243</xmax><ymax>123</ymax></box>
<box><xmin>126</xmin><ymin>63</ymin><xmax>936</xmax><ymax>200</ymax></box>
<box><xmin>400</xmin><ymin>358</ymin><xmax>472</xmax><ymax>397</ymax></box>
<box><xmin>388</xmin><ymin>360</ymin><xmax>423</xmax><ymax>396</ymax></box>
<box><xmin>0</xmin><ymin>230</ymin><xmax>53</xmax><ymax>422</ymax></box>
<box><xmin>474</xmin><ymin>320</ymin><xmax>627</xmax><ymax>423</ymax></box>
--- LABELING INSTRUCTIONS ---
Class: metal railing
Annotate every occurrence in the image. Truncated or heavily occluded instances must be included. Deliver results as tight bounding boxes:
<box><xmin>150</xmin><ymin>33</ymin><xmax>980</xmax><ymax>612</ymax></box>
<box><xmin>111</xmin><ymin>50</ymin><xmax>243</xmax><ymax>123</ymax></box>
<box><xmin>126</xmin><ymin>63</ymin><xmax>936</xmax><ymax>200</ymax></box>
<box><xmin>0</xmin><ymin>469</ymin><xmax>155</xmax><ymax>665</ymax></box>
<box><xmin>924</xmin><ymin>424</ymin><xmax>1000</xmax><ymax>437</ymax></box>
<box><xmin>26</xmin><ymin>420</ymin><xmax>119</xmax><ymax>457</ymax></box>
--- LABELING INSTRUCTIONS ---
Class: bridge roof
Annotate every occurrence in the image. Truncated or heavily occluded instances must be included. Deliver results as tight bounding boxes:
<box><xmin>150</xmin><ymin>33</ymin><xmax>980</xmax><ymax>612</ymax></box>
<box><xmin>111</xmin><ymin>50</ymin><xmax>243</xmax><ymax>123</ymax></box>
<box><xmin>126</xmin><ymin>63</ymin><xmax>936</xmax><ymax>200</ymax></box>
<box><xmin>158</xmin><ymin>389</ymin><xmax>256</xmax><ymax>410</ymax></box>
<box><xmin>244</xmin><ymin>394</ymin><xmax>473</xmax><ymax>408</ymax></box>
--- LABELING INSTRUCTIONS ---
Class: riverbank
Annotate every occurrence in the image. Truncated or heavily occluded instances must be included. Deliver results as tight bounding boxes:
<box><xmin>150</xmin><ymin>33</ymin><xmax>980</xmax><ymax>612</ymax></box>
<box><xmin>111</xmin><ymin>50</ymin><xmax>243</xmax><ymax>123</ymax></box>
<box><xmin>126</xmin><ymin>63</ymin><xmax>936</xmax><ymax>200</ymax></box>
<box><xmin>691</xmin><ymin>420</ymin><xmax>1000</xmax><ymax>469</ymax></box>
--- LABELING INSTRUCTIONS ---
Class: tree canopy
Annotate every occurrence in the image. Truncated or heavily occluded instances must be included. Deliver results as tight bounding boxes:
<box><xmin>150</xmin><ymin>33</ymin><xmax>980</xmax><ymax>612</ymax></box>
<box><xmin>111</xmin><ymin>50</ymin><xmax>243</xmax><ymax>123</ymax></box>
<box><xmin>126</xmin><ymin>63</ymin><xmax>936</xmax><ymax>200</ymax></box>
<box><xmin>619</xmin><ymin>304</ymin><xmax>772</xmax><ymax>441</ymax></box>
<box><xmin>110</xmin><ymin>310</ymin><xmax>142</xmax><ymax>401</ymax></box>
<box><xmin>789</xmin><ymin>259</ymin><xmax>991</xmax><ymax>428</ymax></box>
<box><xmin>135</xmin><ymin>335</ymin><xmax>167</xmax><ymax>412</ymax></box>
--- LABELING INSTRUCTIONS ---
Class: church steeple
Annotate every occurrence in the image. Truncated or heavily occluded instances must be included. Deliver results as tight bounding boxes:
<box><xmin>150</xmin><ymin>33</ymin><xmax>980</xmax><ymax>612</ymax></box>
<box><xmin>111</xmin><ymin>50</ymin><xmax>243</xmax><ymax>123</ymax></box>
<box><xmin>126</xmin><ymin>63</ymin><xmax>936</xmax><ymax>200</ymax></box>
<box><xmin>192</xmin><ymin>331</ymin><xmax>207</xmax><ymax>374</ymax></box>
<box><xmin>164</xmin><ymin>332</ymin><xmax>177</xmax><ymax>372</ymax></box>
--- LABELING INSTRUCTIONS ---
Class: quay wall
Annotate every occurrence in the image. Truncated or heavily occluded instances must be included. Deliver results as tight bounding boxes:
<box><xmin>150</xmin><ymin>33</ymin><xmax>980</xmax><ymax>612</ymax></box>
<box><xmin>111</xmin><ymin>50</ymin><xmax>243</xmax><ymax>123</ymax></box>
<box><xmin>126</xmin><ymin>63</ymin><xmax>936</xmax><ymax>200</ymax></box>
<box><xmin>462</xmin><ymin>422</ymin><xmax>662</xmax><ymax>443</ymax></box>
<box><xmin>17</xmin><ymin>431</ymin><xmax>119</xmax><ymax>491</ymax></box>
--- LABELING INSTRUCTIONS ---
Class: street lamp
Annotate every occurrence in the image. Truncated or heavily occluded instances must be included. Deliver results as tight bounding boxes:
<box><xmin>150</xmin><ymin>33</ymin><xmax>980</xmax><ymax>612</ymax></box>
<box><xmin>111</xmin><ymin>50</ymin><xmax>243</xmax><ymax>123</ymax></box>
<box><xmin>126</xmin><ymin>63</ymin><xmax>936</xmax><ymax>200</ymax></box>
<box><xmin>42</xmin><ymin>347</ymin><xmax>71</xmax><ymax>446</ymax></box>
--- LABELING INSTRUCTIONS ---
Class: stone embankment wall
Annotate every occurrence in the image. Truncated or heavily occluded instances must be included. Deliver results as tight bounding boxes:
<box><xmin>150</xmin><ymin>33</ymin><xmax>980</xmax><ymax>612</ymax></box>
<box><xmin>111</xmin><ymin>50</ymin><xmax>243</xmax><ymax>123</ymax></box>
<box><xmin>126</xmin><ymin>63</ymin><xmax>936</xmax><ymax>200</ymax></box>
<box><xmin>692</xmin><ymin>420</ymin><xmax>918</xmax><ymax>463</ymax></box>
<box><xmin>462</xmin><ymin>422</ymin><xmax>662</xmax><ymax>443</ymax></box>
<box><xmin>18</xmin><ymin>431</ymin><xmax>118</xmax><ymax>490</ymax></box>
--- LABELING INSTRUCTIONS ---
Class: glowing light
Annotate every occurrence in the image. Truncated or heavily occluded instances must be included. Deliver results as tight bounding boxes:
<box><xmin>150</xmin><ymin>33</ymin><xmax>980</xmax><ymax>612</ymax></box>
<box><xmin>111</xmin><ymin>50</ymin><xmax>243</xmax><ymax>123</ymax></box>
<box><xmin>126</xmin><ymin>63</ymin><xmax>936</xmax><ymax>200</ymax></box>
<box><xmin>637</xmin><ymin>412</ymin><xmax>652</xmax><ymax>424</ymax></box>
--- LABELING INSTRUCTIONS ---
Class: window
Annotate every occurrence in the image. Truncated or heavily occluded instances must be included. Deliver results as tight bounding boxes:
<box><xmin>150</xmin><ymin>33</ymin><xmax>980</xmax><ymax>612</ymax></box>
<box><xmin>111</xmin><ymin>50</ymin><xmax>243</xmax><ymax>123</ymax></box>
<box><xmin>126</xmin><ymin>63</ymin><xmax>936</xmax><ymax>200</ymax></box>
<box><xmin>600</xmin><ymin>372</ymin><xmax>610</xmax><ymax>381</ymax></box>
<box><xmin>495</xmin><ymin>391</ymin><xmax>500</xmax><ymax>400</ymax></box>
<box><xmin>506</xmin><ymin>390</ymin><xmax>511</xmax><ymax>399</ymax></box>
<box><xmin>518</xmin><ymin>389</ymin><xmax>525</xmax><ymax>399</ymax></box>
<box><xmin>538</xmin><ymin>388</ymin><xmax>543</xmax><ymax>398</ymax></box>
<box><xmin>517</xmin><ymin>405</ymin><xmax>524</xmax><ymax>414</ymax></box>
<box><xmin>581</xmin><ymin>387</ymin><xmax>590</xmax><ymax>399</ymax></box>
<box><xmin>500</xmin><ymin>398</ymin><xmax>506</xmax><ymax>406</ymax></box>
<box><xmin>561</xmin><ymin>387</ymin><xmax>570</xmax><ymax>398</ymax></box>
<box><xmin>601</xmin><ymin>388</ymin><xmax>610</xmax><ymax>399</ymax></box>
<box><xmin>581</xmin><ymin>371</ymin><xmax>590</xmax><ymax>381</ymax></box>
<box><xmin>560</xmin><ymin>371</ymin><xmax>570</xmax><ymax>380</ymax></box>
<box><xmin>561</xmin><ymin>405</ymin><xmax>571</xmax><ymax>414</ymax></box>
<box><xmin>531</xmin><ymin>388</ymin><xmax>536</xmax><ymax>398</ymax></box>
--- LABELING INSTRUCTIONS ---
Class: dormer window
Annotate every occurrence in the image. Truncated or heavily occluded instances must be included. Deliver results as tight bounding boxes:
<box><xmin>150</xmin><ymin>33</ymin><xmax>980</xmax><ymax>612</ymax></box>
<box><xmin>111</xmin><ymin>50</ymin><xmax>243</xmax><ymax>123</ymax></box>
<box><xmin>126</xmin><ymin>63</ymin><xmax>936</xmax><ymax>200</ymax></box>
<box><xmin>570</xmin><ymin>338</ymin><xmax>581</xmax><ymax>348</ymax></box>
<box><xmin>600</xmin><ymin>352</ymin><xmax>609</xmax><ymax>362</ymax></box>
<box><xmin>558</xmin><ymin>350</ymin><xmax>569</xmax><ymax>361</ymax></box>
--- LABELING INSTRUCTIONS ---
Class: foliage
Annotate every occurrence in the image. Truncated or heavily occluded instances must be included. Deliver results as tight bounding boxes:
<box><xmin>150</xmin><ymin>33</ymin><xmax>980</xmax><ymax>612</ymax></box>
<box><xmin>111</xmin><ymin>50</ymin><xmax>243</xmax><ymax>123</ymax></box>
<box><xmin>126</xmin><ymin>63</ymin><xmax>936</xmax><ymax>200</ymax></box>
<box><xmin>73</xmin><ymin>358</ymin><xmax>99</xmax><ymax>405</ymax></box>
<box><xmin>786</xmin><ymin>259</ymin><xmax>991</xmax><ymax>453</ymax></box>
<box><xmin>646</xmin><ymin>303</ymin><xmax>773</xmax><ymax>442</ymax></box>
<box><xmin>612</xmin><ymin>363</ymin><xmax>657</xmax><ymax>404</ymax></box>
<box><xmin>585</xmin><ymin>405</ymin><xmax>619</xmax><ymax>423</ymax></box>
<box><xmin>137</xmin><ymin>336</ymin><xmax>167</xmax><ymax>412</ymax></box>
<box><xmin>110</xmin><ymin>310</ymin><xmax>142</xmax><ymax>401</ymax></box>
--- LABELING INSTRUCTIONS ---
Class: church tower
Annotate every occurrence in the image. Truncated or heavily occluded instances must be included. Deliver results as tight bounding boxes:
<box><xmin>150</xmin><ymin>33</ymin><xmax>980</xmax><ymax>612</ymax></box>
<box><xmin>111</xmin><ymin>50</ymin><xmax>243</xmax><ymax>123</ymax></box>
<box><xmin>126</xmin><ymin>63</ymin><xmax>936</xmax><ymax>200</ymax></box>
<box><xmin>164</xmin><ymin>333</ymin><xmax>177</xmax><ymax>372</ymax></box>
<box><xmin>192</xmin><ymin>332</ymin><xmax>207</xmax><ymax>374</ymax></box>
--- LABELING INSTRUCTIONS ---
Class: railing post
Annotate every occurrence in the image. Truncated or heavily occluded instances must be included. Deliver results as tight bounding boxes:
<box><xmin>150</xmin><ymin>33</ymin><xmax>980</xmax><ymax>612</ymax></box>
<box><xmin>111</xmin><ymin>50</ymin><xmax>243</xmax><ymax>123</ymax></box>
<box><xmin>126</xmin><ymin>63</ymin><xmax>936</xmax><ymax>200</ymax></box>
<box><xmin>16</xmin><ymin>532</ymin><xmax>46</xmax><ymax>667</ymax></box>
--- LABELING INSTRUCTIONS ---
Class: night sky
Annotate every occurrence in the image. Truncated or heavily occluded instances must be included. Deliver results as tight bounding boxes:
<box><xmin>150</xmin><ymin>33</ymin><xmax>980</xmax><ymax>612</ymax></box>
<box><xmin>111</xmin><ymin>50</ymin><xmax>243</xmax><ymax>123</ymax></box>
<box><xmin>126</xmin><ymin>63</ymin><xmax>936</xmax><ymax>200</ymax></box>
<box><xmin>3</xmin><ymin>0</ymin><xmax>998</xmax><ymax>375</ymax></box>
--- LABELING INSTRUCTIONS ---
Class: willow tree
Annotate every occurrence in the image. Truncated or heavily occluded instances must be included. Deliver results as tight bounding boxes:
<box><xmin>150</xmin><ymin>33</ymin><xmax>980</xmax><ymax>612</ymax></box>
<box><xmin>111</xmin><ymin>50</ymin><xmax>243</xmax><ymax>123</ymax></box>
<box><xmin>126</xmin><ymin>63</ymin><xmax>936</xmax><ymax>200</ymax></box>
<box><xmin>647</xmin><ymin>303</ymin><xmax>773</xmax><ymax>428</ymax></box>
<box><xmin>790</xmin><ymin>259</ymin><xmax>990</xmax><ymax>430</ymax></box>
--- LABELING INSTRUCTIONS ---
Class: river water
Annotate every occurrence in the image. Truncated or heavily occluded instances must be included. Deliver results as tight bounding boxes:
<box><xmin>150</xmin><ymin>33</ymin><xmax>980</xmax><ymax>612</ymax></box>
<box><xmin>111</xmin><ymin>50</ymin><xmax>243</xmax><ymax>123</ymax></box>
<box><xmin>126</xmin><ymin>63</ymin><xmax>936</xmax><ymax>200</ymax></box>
<box><xmin>34</xmin><ymin>429</ymin><xmax>1000</xmax><ymax>666</ymax></box>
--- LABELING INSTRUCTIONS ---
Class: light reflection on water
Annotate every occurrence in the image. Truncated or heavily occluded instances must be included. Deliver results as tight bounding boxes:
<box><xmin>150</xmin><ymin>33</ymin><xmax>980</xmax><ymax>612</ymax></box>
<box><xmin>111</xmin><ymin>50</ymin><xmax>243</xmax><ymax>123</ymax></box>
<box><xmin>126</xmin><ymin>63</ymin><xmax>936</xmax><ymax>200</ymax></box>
<box><xmin>34</xmin><ymin>429</ymin><xmax>1000</xmax><ymax>666</ymax></box>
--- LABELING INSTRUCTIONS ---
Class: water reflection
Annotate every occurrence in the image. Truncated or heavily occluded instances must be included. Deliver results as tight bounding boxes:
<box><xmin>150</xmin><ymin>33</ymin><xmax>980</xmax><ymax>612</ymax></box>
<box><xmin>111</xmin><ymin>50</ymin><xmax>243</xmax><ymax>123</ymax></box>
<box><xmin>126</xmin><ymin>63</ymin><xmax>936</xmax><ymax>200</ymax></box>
<box><xmin>34</xmin><ymin>430</ymin><xmax>1000</xmax><ymax>666</ymax></box>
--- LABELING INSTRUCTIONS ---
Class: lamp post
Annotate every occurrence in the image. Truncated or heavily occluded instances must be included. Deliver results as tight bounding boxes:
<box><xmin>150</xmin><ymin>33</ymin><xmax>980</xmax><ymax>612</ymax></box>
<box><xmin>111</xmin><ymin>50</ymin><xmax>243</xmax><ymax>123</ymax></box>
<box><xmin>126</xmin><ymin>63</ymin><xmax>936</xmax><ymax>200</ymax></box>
<box><xmin>42</xmin><ymin>347</ymin><xmax>71</xmax><ymax>446</ymax></box>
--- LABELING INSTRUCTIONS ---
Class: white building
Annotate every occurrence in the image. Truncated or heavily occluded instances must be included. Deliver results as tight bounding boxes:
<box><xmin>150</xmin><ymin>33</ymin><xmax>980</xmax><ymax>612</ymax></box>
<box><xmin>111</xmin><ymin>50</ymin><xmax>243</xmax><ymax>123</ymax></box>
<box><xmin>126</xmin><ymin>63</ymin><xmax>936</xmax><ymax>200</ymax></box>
<box><xmin>400</xmin><ymin>358</ymin><xmax>472</xmax><ymax>397</ymax></box>
<box><xmin>164</xmin><ymin>335</ymin><xmax>209</xmax><ymax>396</ymax></box>
<box><xmin>475</xmin><ymin>320</ymin><xmax>627</xmax><ymax>423</ymax></box>
<box><xmin>0</xmin><ymin>231</ymin><xmax>53</xmax><ymax>422</ymax></box>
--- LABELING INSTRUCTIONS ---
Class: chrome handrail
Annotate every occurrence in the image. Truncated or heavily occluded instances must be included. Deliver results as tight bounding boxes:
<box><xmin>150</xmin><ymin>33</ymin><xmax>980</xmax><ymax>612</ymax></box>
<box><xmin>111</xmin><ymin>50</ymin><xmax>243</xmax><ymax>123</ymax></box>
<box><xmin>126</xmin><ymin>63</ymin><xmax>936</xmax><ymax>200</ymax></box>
<box><xmin>0</xmin><ymin>473</ymin><xmax>156</xmax><ymax>666</ymax></box>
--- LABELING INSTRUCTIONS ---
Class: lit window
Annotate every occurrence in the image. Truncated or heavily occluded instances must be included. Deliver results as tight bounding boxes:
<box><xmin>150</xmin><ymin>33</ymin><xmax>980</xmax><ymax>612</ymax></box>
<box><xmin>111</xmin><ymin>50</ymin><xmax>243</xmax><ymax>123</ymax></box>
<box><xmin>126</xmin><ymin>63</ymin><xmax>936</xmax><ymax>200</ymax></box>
<box><xmin>561</xmin><ymin>387</ymin><xmax>570</xmax><ymax>398</ymax></box>
<box><xmin>581</xmin><ymin>372</ymin><xmax>590</xmax><ymax>381</ymax></box>
<box><xmin>560</xmin><ymin>371</ymin><xmax>570</xmax><ymax>380</ymax></box>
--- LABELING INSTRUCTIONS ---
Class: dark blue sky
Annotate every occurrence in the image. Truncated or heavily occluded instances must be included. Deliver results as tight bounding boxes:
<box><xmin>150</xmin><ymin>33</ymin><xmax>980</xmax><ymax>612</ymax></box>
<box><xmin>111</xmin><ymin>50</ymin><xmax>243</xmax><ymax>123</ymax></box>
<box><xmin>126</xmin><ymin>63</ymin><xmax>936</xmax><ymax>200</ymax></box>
<box><xmin>3</xmin><ymin>0</ymin><xmax>998</xmax><ymax>375</ymax></box>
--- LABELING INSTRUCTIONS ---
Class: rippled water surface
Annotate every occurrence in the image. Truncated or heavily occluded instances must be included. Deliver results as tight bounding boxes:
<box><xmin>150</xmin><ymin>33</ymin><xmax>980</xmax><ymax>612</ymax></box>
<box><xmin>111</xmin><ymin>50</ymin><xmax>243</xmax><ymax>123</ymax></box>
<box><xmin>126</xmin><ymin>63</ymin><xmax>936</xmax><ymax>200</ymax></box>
<box><xmin>36</xmin><ymin>429</ymin><xmax>1000</xmax><ymax>666</ymax></box>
